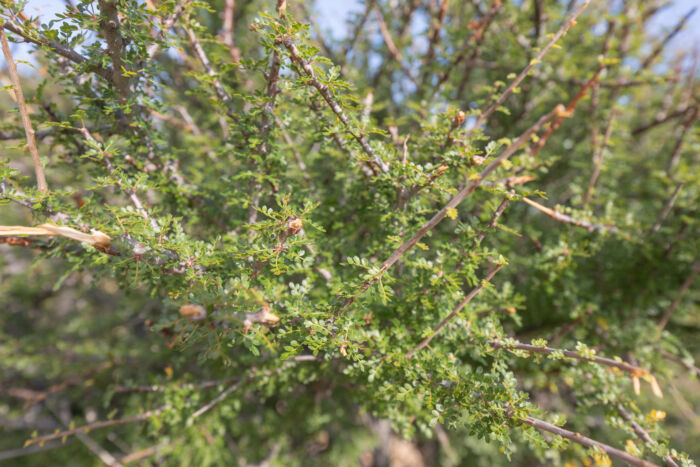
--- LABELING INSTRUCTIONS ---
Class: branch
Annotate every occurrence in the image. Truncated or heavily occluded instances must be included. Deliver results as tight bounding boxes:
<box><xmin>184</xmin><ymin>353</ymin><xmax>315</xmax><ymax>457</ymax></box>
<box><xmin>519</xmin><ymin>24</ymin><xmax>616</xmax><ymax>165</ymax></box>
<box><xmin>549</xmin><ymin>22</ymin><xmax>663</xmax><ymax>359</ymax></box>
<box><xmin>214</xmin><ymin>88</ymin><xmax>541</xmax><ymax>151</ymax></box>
<box><xmin>79</xmin><ymin>127</ymin><xmax>159</xmax><ymax>231</ymax></box>
<box><xmin>24</xmin><ymin>408</ymin><xmax>164</xmax><ymax>447</ymax></box>
<box><xmin>97</xmin><ymin>1</ymin><xmax>129</xmax><ymax>99</ymax></box>
<box><xmin>617</xmin><ymin>405</ymin><xmax>679</xmax><ymax>467</ymax></box>
<box><xmin>475</xmin><ymin>197</ymin><xmax>510</xmax><ymax>242</ymax></box>
<box><xmin>522</xmin><ymin>416</ymin><xmax>660</xmax><ymax>467</ymax></box>
<box><xmin>146</xmin><ymin>0</ymin><xmax>189</xmax><ymax>60</ymax></box>
<box><xmin>488</xmin><ymin>340</ymin><xmax>651</xmax><ymax>377</ymax></box>
<box><xmin>665</xmin><ymin>105</ymin><xmax>698</xmax><ymax>175</ymax></box>
<box><xmin>583</xmin><ymin>107</ymin><xmax>616</xmax><ymax>206</ymax></box>
<box><xmin>464</xmin><ymin>0</ymin><xmax>590</xmax><ymax>141</ymax></box>
<box><xmin>283</xmin><ymin>38</ymin><xmax>390</xmax><ymax>174</ymax></box>
<box><xmin>405</xmin><ymin>264</ymin><xmax>504</xmax><ymax>358</ymax></box>
<box><xmin>521</xmin><ymin>197</ymin><xmax>618</xmax><ymax>234</ymax></box>
<box><xmin>373</xmin><ymin>7</ymin><xmax>416</xmax><ymax>84</ymax></box>
<box><xmin>640</xmin><ymin>8</ymin><xmax>696</xmax><ymax>70</ymax></box>
<box><xmin>341</xmin><ymin>106</ymin><xmax>563</xmax><ymax>311</ymax></box>
<box><xmin>0</xmin><ymin>25</ymin><xmax>48</xmax><ymax>192</ymax></box>
<box><xmin>191</xmin><ymin>381</ymin><xmax>243</xmax><ymax>419</ymax></box>
<box><xmin>183</xmin><ymin>26</ymin><xmax>239</xmax><ymax>123</ymax></box>
<box><xmin>657</xmin><ymin>259</ymin><xmax>700</xmax><ymax>330</ymax></box>
<box><xmin>649</xmin><ymin>183</ymin><xmax>684</xmax><ymax>234</ymax></box>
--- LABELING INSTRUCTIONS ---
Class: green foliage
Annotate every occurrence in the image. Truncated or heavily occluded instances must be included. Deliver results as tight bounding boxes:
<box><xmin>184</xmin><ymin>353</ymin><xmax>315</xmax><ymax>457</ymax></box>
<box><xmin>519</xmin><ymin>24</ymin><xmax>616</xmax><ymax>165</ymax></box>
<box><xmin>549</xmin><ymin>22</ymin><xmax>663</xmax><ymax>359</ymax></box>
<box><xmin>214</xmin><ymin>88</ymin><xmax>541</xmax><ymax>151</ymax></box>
<box><xmin>0</xmin><ymin>0</ymin><xmax>698</xmax><ymax>465</ymax></box>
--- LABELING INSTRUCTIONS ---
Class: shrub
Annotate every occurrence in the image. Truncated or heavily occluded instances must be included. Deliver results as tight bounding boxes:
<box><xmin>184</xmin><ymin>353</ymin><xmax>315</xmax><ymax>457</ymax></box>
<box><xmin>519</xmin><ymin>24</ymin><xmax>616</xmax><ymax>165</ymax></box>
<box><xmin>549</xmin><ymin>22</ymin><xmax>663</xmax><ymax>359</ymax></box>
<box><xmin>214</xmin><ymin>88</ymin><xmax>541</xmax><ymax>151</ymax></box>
<box><xmin>1</xmin><ymin>0</ymin><xmax>698</xmax><ymax>465</ymax></box>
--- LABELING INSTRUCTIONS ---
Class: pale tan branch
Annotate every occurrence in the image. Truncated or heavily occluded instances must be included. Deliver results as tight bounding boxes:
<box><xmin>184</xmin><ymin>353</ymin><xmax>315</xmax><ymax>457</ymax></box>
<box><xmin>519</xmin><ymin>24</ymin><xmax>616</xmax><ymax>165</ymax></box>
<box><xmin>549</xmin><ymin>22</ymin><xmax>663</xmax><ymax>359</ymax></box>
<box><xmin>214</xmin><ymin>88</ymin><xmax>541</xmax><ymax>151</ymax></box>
<box><xmin>0</xmin><ymin>25</ymin><xmax>48</xmax><ymax>192</ymax></box>
<box><xmin>522</xmin><ymin>197</ymin><xmax>618</xmax><ymax>234</ymax></box>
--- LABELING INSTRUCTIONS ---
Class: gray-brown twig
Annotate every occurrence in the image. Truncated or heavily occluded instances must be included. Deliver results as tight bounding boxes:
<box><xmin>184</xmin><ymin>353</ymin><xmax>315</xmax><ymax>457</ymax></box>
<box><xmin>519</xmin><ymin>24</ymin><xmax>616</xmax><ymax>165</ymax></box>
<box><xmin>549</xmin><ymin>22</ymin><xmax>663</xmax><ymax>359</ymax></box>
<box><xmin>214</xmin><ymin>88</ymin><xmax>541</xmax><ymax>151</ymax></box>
<box><xmin>617</xmin><ymin>404</ymin><xmax>679</xmax><ymax>467</ymax></box>
<box><xmin>523</xmin><ymin>416</ymin><xmax>660</xmax><ymax>467</ymax></box>
<box><xmin>405</xmin><ymin>264</ymin><xmax>504</xmax><ymax>358</ymax></box>
<box><xmin>657</xmin><ymin>259</ymin><xmax>700</xmax><ymax>330</ymax></box>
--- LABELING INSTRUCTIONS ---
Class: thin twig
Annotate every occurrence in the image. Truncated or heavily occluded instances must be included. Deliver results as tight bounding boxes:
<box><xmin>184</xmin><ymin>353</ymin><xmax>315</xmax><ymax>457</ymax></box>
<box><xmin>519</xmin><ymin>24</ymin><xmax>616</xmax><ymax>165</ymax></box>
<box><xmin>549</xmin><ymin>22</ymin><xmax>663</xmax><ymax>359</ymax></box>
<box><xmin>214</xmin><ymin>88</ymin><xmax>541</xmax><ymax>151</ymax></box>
<box><xmin>283</xmin><ymin>39</ymin><xmax>389</xmax><ymax>174</ymax></box>
<box><xmin>191</xmin><ymin>381</ymin><xmax>243</xmax><ymax>419</ymax></box>
<box><xmin>583</xmin><ymin>108</ymin><xmax>616</xmax><ymax>205</ymax></box>
<box><xmin>475</xmin><ymin>197</ymin><xmax>510</xmax><ymax>242</ymax></box>
<box><xmin>650</xmin><ymin>183</ymin><xmax>684</xmax><ymax>234</ymax></box>
<box><xmin>657</xmin><ymin>259</ymin><xmax>700</xmax><ymax>330</ymax></box>
<box><xmin>373</xmin><ymin>7</ymin><xmax>416</xmax><ymax>84</ymax></box>
<box><xmin>25</xmin><ymin>408</ymin><xmax>164</xmax><ymax>446</ymax></box>
<box><xmin>523</xmin><ymin>416</ymin><xmax>660</xmax><ymax>467</ymax></box>
<box><xmin>665</xmin><ymin>105</ymin><xmax>698</xmax><ymax>176</ymax></box>
<box><xmin>405</xmin><ymin>264</ymin><xmax>504</xmax><ymax>358</ymax></box>
<box><xmin>464</xmin><ymin>0</ymin><xmax>590</xmax><ymax>141</ymax></box>
<box><xmin>1</xmin><ymin>25</ymin><xmax>48</xmax><ymax>192</ymax></box>
<box><xmin>640</xmin><ymin>8</ymin><xmax>696</xmax><ymax>69</ymax></box>
<box><xmin>146</xmin><ymin>1</ymin><xmax>189</xmax><ymax>59</ymax></box>
<box><xmin>617</xmin><ymin>405</ymin><xmax>679</xmax><ymax>467</ymax></box>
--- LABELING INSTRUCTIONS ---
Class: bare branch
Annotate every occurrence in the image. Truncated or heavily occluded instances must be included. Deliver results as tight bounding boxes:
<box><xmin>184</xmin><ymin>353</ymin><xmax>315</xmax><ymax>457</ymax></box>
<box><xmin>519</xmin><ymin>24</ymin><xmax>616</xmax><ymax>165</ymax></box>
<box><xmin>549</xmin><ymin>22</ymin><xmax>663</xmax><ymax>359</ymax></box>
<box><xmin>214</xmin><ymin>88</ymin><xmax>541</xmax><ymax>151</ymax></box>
<box><xmin>374</xmin><ymin>7</ymin><xmax>416</xmax><ymax>84</ymax></box>
<box><xmin>1</xmin><ymin>25</ymin><xmax>48</xmax><ymax>192</ymax></box>
<box><xmin>583</xmin><ymin>108</ymin><xmax>616</xmax><ymax>206</ymax></box>
<box><xmin>640</xmin><ymin>8</ymin><xmax>696</xmax><ymax>69</ymax></box>
<box><xmin>191</xmin><ymin>381</ymin><xmax>243</xmax><ymax>419</ymax></box>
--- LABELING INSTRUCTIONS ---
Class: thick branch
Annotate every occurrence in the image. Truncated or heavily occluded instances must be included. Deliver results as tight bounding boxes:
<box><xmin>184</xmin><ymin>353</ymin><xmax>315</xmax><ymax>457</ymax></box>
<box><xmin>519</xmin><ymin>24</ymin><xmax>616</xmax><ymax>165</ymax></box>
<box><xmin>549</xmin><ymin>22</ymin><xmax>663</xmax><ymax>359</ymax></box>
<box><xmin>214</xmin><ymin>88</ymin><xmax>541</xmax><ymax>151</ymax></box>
<box><xmin>97</xmin><ymin>1</ymin><xmax>130</xmax><ymax>99</ymax></box>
